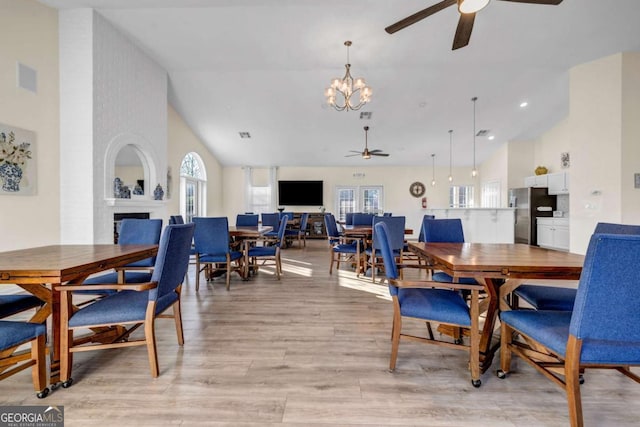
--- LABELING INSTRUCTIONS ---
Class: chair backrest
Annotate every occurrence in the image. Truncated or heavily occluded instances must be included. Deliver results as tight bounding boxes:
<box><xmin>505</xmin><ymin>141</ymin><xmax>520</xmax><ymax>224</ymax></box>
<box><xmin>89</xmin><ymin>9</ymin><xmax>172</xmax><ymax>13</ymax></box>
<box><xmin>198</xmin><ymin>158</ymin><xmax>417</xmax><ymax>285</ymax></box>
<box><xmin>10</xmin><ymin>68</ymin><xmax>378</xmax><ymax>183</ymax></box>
<box><xmin>170</xmin><ymin>215</ymin><xmax>185</xmax><ymax>225</ymax></box>
<box><xmin>192</xmin><ymin>217</ymin><xmax>231</xmax><ymax>256</ymax></box>
<box><xmin>299</xmin><ymin>212</ymin><xmax>309</xmax><ymax>231</ymax></box>
<box><xmin>261</xmin><ymin>213</ymin><xmax>280</xmax><ymax>228</ymax></box>
<box><xmin>275</xmin><ymin>217</ymin><xmax>288</xmax><ymax>248</ymax></box>
<box><xmin>570</xmin><ymin>233</ymin><xmax>640</xmax><ymax>345</ymax></box>
<box><xmin>372</xmin><ymin>216</ymin><xmax>406</xmax><ymax>251</ymax></box>
<box><xmin>345</xmin><ymin>212</ymin><xmax>355</xmax><ymax>225</ymax></box>
<box><xmin>236</xmin><ymin>214</ymin><xmax>259</xmax><ymax>226</ymax></box>
<box><xmin>375</xmin><ymin>222</ymin><xmax>400</xmax><ymax>297</ymax></box>
<box><xmin>352</xmin><ymin>213</ymin><xmax>375</xmax><ymax>226</ymax></box>
<box><xmin>324</xmin><ymin>213</ymin><xmax>340</xmax><ymax>240</ymax></box>
<box><xmin>383</xmin><ymin>212</ymin><xmax>392</xmax><ymax>217</ymax></box>
<box><xmin>593</xmin><ymin>222</ymin><xmax>640</xmax><ymax>235</ymax></box>
<box><xmin>418</xmin><ymin>214</ymin><xmax>436</xmax><ymax>242</ymax></box>
<box><xmin>119</xmin><ymin>219</ymin><xmax>163</xmax><ymax>267</ymax></box>
<box><xmin>422</xmin><ymin>218</ymin><xmax>465</xmax><ymax>243</ymax></box>
<box><xmin>280</xmin><ymin>212</ymin><xmax>294</xmax><ymax>222</ymax></box>
<box><xmin>148</xmin><ymin>223</ymin><xmax>195</xmax><ymax>301</ymax></box>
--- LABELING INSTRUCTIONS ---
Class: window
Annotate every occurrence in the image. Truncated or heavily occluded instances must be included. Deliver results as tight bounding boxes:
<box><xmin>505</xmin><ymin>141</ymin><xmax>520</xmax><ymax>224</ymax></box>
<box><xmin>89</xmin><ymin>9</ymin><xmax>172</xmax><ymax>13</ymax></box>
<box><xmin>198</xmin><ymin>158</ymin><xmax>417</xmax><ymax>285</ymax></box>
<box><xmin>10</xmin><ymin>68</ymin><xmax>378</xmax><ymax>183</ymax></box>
<box><xmin>449</xmin><ymin>185</ymin><xmax>474</xmax><ymax>208</ymax></box>
<box><xmin>180</xmin><ymin>152</ymin><xmax>206</xmax><ymax>222</ymax></box>
<box><xmin>481</xmin><ymin>180</ymin><xmax>501</xmax><ymax>208</ymax></box>
<box><xmin>334</xmin><ymin>185</ymin><xmax>384</xmax><ymax>222</ymax></box>
<box><xmin>249</xmin><ymin>186</ymin><xmax>272</xmax><ymax>216</ymax></box>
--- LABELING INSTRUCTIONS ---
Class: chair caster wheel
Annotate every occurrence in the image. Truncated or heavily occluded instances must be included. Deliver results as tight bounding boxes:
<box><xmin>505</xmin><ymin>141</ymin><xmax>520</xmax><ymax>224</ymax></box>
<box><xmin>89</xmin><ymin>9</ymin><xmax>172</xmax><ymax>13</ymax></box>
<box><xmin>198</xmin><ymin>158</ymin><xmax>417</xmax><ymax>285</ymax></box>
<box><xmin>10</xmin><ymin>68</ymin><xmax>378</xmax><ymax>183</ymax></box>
<box><xmin>579</xmin><ymin>374</ymin><xmax>585</xmax><ymax>385</ymax></box>
<box><xmin>61</xmin><ymin>378</ymin><xmax>73</xmax><ymax>388</ymax></box>
<box><xmin>471</xmin><ymin>379</ymin><xmax>482</xmax><ymax>388</ymax></box>
<box><xmin>37</xmin><ymin>388</ymin><xmax>50</xmax><ymax>399</ymax></box>
<box><xmin>497</xmin><ymin>370</ymin><xmax>507</xmax><ymax>379</ymax></box>
<box><xmin>50</xmin><ymin>382</ymin><xmax>61</xmax><ymax>390</ymax></box>
<box><xmin>454</xmin><ymin>338</ymin><xmax>463</xmax><ymax>345</ymax></box>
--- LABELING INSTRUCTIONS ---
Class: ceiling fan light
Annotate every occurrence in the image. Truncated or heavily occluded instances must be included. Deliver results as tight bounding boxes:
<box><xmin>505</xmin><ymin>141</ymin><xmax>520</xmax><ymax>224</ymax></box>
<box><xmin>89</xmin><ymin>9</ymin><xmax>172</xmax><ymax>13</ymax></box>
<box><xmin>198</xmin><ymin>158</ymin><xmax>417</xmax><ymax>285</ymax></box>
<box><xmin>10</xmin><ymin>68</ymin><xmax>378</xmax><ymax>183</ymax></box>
<box><xmin>458</xmin><ymin>0</ymin><xmax>490</xmax><ymax>14</ymax></box>
<box><xmin>363</xmin><ymin>153</ymin><xmax>371</xmax><ymax>159</ymax></box>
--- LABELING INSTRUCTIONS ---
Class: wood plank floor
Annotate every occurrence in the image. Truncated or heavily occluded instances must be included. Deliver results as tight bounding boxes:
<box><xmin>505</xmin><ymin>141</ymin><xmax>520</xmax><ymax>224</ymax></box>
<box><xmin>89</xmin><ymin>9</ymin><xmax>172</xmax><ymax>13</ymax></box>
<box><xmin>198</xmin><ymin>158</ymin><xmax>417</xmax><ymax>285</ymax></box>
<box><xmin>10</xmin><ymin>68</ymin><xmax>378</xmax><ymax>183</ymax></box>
<box><xmin>1</xmin><ymin>239</ymin><xmax>638</xmax><ymax>426</ymax></box>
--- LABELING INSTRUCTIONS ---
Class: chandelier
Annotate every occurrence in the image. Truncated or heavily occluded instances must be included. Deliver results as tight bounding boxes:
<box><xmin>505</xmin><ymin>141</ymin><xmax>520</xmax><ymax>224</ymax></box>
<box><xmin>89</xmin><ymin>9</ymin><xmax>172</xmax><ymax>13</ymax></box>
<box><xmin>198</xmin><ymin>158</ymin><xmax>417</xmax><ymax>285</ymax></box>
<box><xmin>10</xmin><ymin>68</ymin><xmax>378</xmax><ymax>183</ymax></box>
<box><xmin>325</xmin><ymin>41</ymin><xmax>372</xmax><ymax>111</ymax></box>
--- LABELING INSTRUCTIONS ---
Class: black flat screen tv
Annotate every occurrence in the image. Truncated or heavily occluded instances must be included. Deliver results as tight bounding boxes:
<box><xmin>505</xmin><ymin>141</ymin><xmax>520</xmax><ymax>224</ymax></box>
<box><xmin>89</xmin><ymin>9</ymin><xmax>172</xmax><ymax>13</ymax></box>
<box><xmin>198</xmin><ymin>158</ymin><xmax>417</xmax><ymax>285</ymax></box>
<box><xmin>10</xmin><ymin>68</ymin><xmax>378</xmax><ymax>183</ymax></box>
<box><xmin>278</xmin><ymin>180</ymin><xmax>323</xmax><ymax>206</ymax></box>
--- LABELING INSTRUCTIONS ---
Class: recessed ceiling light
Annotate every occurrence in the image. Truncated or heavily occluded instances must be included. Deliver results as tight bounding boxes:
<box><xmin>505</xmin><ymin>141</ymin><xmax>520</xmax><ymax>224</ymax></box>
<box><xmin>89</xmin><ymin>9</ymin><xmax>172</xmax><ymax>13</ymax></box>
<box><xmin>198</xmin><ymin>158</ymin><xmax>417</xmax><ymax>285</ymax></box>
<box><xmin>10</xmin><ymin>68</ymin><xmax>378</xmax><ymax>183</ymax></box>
<box><xmin>488</xmin><ymin>135</ymin><xmax>495</xmax><ymax>141</ymax></box>
<box><xmin>520</xmin><ymin>101</ymin><xmax>528</xmax><ymax>108</ymax></box>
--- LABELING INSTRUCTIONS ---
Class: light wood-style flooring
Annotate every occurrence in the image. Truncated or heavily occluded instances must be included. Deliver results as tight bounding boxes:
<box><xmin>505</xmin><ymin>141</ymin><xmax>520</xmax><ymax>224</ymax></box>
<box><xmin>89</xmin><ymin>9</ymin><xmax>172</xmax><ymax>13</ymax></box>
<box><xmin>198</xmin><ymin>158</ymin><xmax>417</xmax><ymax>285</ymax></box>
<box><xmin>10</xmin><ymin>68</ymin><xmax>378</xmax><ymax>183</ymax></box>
<box><xmin>1</xmin><ymin>239</ymin><xmax>638</xmax><ymax>426</ymax></box>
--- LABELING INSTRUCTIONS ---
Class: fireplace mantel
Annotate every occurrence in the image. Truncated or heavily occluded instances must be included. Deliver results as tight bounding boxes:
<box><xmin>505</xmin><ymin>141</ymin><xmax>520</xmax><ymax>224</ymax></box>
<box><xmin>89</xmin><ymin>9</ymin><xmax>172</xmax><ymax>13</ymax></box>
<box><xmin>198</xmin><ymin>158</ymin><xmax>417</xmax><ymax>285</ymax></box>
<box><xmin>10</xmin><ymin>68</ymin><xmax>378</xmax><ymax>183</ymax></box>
<box><xmin>105</xmin><ymin>198</ymin><xmax>166</xmax><ymax>208</ymax></box>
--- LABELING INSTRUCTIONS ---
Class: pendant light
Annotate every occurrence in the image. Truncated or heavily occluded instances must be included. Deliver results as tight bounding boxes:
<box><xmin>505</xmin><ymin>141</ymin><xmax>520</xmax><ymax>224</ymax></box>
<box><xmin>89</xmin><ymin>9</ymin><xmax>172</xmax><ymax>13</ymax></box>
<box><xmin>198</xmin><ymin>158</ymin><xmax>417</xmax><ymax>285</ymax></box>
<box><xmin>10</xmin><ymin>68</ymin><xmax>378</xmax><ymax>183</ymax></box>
<box><xmin>431</xmin><ymin>153</ymin><xmax>436</xmax><ymax>187</ymax></box>
<box><xmin>448</xmin><ymin>129</ymin><xmax>453</xmax><ymax>182</ymax></box>
<box><xmin>471</xmin><ymin>96</ymin><xmax>478</xmax><ymax>178</ymax></box>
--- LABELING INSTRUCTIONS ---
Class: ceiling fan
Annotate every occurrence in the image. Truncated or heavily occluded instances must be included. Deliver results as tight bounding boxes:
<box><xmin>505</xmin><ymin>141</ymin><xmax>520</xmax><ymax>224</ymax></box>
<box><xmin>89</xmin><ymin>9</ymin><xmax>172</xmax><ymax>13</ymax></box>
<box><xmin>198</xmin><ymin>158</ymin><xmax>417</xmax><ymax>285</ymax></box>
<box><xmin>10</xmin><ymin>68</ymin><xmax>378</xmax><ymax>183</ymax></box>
<box><xmin>345</xmin><ymin>126</ymin><xmax>389</xmax><ymax>159</ymax></box>
<box><xmin>385</xmin><ymin>0</ymin><xmax>563</xmax><ymax>50</ymax></box>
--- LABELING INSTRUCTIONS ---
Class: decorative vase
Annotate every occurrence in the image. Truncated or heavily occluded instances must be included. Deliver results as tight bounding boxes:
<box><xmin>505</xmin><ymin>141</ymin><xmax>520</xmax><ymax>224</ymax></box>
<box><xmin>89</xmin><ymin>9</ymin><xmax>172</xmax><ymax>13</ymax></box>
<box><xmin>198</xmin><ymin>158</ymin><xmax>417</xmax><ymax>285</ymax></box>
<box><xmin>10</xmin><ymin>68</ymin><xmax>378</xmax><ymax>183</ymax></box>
<box><xmin>0</xmin><ymin>163</ymin><xmax>23</xmax><ymax>192</ymax></box>
<box><xmin>153</xmin><ymin>184</ymin><xmax>164</xmax><ymax>201</ymax></box>
<box><xmin>113</xmin><ymin>177</ymin><xmax>123</xmax><ymax>198</ymax></box>
<box><xmin>535</xmin><ymin>166</ymin><xmax>548</xmax><ymax>176</ymax></box>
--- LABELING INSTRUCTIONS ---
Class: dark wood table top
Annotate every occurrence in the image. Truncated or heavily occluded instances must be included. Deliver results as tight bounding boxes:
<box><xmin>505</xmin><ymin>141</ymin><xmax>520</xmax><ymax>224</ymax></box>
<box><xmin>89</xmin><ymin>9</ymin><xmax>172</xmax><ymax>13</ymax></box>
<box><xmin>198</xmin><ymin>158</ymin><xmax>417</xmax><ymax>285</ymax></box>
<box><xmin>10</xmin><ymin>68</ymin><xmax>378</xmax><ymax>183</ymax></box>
<box><xmin>408</xmin><ymin>242</ymin><xmax>584</xmax><ymax>280</ymax></box>
<box><xmin>0</xmin><ymin>244</ymin><xmax>158</xmax><ymax>284</ymax></box>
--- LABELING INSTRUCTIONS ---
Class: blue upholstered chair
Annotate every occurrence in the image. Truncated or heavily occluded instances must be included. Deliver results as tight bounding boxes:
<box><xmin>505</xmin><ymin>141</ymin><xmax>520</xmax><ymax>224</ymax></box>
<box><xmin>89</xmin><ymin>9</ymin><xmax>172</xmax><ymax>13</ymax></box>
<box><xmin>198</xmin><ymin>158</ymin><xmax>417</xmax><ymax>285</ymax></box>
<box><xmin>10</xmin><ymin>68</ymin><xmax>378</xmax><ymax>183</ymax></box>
<box><xmin>345</xmin><ymin>212</ymin><xmax>355</xmax><ymax>226</ymax></box>
<box><xmin>261</xmin><ymin>213</ymin><xmax>280</xmax><ymax>238</ymax></box>
<box><xmin>402</xmin><ymin>214</ymin><xmax>436</xmax><ymax>269</ymax></box>
<box><xmin>57</xmin><ymin>223</ymin><xmax>195</xmax><ymax>386</ymax></box>
<box><xmin>513</xmin><ymin>222</ymin><xmax>640</xmax><ymax>311</ymax></box>
<box><xmin>79</xmin><ymin>219</ymin><xmax>163</xmax><ymax>297</ymax></box>
<box><xmin>383</xmin><ymin>212</ymin><xmax>392</xmax><ymax>217</ymax></box>
<box><xmin>0</xmin><ymin>294</ymin><xmax>42</xmax><ymax>319</ymax></box>
<box><xmin>422</xmin><ymin>218</ymin><xmax>477</xmax><ymax>285</ymax></box>
<box><xmin>352</xmin><ymin>213</ymin><xmax>375</xmax><ymax>226</ymax></box>
<box><xmin>366</xmin><ymin>216</ymin><xmax>406</xmax><ymax>283</ymax></box>
<box><xmin>325</xmin><ymin>213</ymin><xmax>361</xmax><ymax>275</ymax></box>
<box><xmin>246</xmin><ymin>217</ymin><xmax>287</xmax><ymax>279</ymax></box>
<box><xmin>376</xmin><ymin>222</ymin><xmax>483</xmax><ymax>387</ymax></box>
<box><xmin>193</xmin><ymin>217</ymin><xmax>244</xmax><ymax>291</ymax></box>
<box><xmin>285</xmin><ymin>212</ymin><xmax>309</xmax><ymax>248</ymax></box>
<box><xmin>498</xmin><ymin>232</ymin><xmax>640</xmax><ymax>427</ymax></box>
<box><xmin>236</xmin><ymin>214</ymin><xmax>259</xmax><ymax>226</ymax></box>
<box><xmin>0</xmin><ymin>320</ymin><xmax>49</xmax><ymax>398</ymax></box>
<box><xmin>170</xmin><ymin>215</ymin><xmax>185</xmax><ymax>224</ymax></box>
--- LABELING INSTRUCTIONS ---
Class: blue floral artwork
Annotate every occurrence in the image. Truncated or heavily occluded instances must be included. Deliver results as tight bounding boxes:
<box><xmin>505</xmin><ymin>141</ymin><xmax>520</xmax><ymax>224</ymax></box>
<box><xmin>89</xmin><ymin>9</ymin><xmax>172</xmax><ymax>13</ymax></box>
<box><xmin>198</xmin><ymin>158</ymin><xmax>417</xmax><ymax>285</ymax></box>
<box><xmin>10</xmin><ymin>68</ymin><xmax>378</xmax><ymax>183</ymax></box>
<box><xmin>0</xmin><ymin>123</ymin><xmax>36</xmax><ymax>195</ymax></box>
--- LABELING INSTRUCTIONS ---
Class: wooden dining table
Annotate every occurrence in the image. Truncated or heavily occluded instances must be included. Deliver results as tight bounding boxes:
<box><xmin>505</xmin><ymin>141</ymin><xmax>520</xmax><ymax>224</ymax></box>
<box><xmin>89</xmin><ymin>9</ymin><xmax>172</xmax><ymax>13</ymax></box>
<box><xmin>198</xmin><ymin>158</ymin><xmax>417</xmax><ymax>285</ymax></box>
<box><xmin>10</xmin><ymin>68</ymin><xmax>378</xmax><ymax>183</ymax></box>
<box><xmin>407</xmin><ymin>242</ymin><xmax>584</xmax><ymax>372</ymax></box>
<box><xmin>342</xmin><ymin>224</ymin><xmax>414</xmax><ymax>237</ymax></box>
<box><xmin>0</xmin><ymin>244</ymin><xmax>158</xmax><ymax>383</ymax></box>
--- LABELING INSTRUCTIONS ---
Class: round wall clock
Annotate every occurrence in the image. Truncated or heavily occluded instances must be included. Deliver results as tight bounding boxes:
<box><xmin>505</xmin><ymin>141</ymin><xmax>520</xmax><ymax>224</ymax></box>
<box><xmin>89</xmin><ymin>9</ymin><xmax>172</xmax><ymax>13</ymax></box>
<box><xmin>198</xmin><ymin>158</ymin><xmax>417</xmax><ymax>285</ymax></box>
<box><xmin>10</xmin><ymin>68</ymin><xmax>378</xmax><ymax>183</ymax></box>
<box><xmin>409</xmin><ymin>181</ymin><xmax>426</xmax><ymax>198</ymax></box>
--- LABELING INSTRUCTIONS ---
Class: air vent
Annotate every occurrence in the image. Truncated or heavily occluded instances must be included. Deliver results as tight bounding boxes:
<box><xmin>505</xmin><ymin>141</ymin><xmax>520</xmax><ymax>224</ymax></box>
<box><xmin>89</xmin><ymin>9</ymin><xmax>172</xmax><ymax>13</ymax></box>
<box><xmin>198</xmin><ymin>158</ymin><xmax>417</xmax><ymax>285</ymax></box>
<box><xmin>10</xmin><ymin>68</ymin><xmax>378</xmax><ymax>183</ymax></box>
<box><xmin>239</xmin><ymin>132</ymin><xmax>251</xmax><ymax>139</ymax></box>
<box><xmin>476</xmin><ymin>129</ymin><xmax>490</xmax><ymax>137</ymax></box>
<box><xmin>360</xmin><ymin>112</ymin><xmax>372</xmax><ymax>120</ymax></box>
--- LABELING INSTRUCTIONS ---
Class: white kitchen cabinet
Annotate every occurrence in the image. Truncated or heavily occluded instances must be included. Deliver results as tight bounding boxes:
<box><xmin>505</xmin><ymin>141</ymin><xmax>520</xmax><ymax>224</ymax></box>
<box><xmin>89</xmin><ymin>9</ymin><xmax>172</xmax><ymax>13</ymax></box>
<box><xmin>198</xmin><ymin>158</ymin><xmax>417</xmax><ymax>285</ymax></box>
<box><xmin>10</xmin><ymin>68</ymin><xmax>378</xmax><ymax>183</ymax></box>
<box><xmin>537</xmin><ymin>218</ymin><xmax>569</xmax><ymax>251</ymax></box>
<box><xmin>524</xmin><ymin>174</ymin><xmax>549</xmax><ymax>188</ymax></box>
<box><xmin>422</xmin><ymin>208</ymin><xmax>515</xmax><ymax>243</ymax></box>
<box><xmin>547</xmin><ymin>172</ymin><xmax>570</xmax><ymax>195</ymax></box>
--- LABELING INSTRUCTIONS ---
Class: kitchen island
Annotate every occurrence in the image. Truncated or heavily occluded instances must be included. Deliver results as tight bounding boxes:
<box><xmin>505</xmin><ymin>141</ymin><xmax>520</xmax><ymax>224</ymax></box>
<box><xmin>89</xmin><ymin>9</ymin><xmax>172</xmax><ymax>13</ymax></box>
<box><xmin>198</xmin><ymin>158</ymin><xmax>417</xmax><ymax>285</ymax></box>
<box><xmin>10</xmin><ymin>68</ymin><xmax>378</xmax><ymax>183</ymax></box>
<box><xmin>421</xmin><ymin>208</ymin><xmax>515</xmax><ymax>243</ymax></box>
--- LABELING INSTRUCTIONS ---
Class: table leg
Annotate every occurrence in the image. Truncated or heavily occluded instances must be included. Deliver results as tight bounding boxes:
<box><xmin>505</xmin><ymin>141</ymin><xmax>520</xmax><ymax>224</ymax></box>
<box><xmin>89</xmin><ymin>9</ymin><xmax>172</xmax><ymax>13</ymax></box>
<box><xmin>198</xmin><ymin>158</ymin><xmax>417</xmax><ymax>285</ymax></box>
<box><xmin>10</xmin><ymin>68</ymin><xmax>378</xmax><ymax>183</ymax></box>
<box><xmin>478</xmin><ymin>277</ymin><xmax>503</xmax><ymax>372</ymax></box>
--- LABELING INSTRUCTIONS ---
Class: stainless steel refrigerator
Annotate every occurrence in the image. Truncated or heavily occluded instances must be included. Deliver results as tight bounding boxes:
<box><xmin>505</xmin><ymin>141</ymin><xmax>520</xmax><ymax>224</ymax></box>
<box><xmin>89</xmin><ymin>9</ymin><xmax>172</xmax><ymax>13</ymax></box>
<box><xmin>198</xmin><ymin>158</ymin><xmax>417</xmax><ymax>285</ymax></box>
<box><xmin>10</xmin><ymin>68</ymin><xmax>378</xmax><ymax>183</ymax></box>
<box><xmin>509</xmin><ymin>187</ymin><xmax>557</xmax><ymax>245</ymax></box>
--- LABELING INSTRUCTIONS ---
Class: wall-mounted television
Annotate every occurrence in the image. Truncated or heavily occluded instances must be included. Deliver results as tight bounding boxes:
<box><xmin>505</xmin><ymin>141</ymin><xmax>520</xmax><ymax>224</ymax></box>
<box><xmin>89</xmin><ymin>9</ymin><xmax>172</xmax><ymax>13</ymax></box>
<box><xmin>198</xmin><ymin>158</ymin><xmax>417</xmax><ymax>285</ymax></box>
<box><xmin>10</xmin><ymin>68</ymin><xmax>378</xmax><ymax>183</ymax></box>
<box><xmin>278</xmin><ymin>180</ymin><xmax>323</xmax><ymax>206</ymax></box>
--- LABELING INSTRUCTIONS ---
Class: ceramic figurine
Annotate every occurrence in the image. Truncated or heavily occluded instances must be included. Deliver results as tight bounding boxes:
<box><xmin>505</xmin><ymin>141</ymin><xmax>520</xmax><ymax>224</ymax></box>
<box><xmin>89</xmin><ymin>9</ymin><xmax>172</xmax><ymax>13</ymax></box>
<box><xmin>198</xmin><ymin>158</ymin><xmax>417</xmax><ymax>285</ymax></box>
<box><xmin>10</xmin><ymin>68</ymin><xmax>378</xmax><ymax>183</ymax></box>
<box><xmin>153</xmin><ymin>184</ymin><xmax>164</xmax><ymax>200</ymax></box>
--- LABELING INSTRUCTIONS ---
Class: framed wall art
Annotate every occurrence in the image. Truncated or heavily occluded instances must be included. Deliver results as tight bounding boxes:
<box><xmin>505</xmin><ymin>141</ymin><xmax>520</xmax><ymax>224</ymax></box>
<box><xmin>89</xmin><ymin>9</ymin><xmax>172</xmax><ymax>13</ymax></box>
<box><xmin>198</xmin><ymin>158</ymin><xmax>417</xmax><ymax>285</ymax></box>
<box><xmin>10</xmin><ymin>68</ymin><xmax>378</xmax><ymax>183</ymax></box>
<box><xmin>561</xmin><ymin>152</ymin><xmax>570</xmax><ymax>169</ymax></box>
<box><xmin>0</xmin><ymin>123</ymin><xmax>36</xmax><ymax>195</ymax></box>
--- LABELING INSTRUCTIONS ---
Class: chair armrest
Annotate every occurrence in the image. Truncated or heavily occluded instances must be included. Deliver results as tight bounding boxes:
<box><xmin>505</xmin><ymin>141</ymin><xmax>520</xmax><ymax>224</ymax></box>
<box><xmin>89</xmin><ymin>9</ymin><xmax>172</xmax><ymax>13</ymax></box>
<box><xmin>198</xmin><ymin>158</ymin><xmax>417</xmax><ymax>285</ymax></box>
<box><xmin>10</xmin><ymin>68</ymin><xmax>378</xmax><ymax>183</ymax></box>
<box><xmin>389</xmin><ymin>278</ymin><xmax>483</xmax><ymax>292</ymax></box>
<box><xmin>55</xmin><ymin>282</ymin><xmax>158</xmax><ymax>292</ymax></box>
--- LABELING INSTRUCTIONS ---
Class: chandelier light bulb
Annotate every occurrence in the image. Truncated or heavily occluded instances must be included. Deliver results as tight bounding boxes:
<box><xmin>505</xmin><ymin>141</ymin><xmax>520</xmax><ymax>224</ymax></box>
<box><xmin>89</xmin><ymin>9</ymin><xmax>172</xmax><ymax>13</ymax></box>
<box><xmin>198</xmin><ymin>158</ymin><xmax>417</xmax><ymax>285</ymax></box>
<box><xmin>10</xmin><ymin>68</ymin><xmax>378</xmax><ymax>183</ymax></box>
<box><xmin>448</xmin><ymin>175</ymin><xmax>453</xmax><ymax>182</ymax></box>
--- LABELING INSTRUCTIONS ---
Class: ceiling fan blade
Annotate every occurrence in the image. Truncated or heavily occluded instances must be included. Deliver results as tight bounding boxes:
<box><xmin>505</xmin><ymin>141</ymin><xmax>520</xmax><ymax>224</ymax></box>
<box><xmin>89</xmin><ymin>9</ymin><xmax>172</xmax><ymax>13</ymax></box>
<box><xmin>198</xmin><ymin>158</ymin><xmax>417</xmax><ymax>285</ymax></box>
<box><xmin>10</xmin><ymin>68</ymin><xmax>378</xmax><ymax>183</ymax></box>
<box><xmin>348</xmin><ymin>150</ymin><xmax>362</xmax><ymax>153</ymax></box>
<box><xmin>497</xmin><ymin>0</ymin><xmax>562</xmax><ymax>4</ymax></box>
<box><xmin>385</xmin><ymin>0</ymin><xmax>456</xmax><ymax>34</ymax></box>
<box><xmin>371</xmin><ymin>153</ymin><xmax>390</xmax><ymax>157</ymax></box>
<box><xmin>452</xmin><ymin>12</ymin><xmax>475</xmax><ymax>50</ymax></box>
<box><xmin>369</xmin><ymin>149</ymin><xmax>384</xmax><ymax>153</ymax></box>
<box><xmin>345</xmin><ymin>153</ymin><xmax>363</xmax><ymax>157</ymax></box>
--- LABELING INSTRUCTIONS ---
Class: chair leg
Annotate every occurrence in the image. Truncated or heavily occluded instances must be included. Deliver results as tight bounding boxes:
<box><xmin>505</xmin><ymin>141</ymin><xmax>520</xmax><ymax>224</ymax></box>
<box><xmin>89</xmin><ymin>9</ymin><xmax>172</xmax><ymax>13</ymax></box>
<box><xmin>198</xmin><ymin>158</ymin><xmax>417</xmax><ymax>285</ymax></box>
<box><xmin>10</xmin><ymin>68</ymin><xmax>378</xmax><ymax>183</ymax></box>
<box><xmin>499</xmin><ymin>321</ymin><xmax>513</xmax><ymax>376</ymax></box>
<box><xmin>31</xmin><ymin>334</ymin><xmax>48</xmax><ymax>396</ymax></box>
<box><xmin>195</xmin><ymin>257</ymin><xmax>201</xmax><ymax>291</ymax></box>
<box><xmin>565</xmin><ymin>336</ymin><xmax>584</xmax><ymax>427</ymax></box>
<box><xmin>173</xmin><ymin>299</ymin><xmax>184</xmax><ymax>346</ymax></box>
<box><xmin>226</xmin><ymin>257</ymin><xmax>231</xmax><ymax>291</ymax></box>
<box><xmin>145</xmin><ymin>306</ymin><xmax>159</xmax><ymax>378</ymax></box>
<box><xmin>275</xmin><ymin>250</ymin><xmax>281</xmax><ymax>279</ymax></box>
<box><xmin>389</xmin><ymin>298</ymin><xmax>402</xmax><ymax>371</ymax></box>
<box><xmin>60</xmin><ymin>291</ymin><xmax>73</xmax><ymax>385</ymax></box>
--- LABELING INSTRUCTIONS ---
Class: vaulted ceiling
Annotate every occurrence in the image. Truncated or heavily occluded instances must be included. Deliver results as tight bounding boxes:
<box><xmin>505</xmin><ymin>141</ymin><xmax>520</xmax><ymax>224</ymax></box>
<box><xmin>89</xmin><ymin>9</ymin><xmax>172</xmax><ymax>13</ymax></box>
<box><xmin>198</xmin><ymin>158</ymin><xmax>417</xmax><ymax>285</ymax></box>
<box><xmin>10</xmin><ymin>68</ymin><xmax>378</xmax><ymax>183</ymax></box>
<box><xmin>40</xmin><ymin>0</ymin><xmax>640</xmax><ymax>167</ymax></box>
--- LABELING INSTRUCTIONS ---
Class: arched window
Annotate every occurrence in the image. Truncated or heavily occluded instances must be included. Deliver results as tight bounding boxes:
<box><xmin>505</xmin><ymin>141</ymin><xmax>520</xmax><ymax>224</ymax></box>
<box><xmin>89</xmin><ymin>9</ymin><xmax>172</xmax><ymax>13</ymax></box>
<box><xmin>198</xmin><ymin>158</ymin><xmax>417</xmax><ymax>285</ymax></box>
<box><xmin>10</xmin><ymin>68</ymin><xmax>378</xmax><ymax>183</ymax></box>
<box><xmin>180</xmin><ymin>152</ymin><xmax>207</xmax><ymax>222</ymax></box>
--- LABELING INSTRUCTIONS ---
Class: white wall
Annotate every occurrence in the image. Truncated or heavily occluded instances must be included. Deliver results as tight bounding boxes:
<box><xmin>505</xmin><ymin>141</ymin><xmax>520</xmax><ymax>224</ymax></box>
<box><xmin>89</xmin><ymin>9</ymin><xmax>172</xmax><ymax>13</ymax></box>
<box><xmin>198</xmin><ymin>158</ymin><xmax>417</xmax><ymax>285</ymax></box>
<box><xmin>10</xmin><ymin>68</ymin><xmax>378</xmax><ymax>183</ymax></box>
<box><xmin>0</xmin><ymin>0</ymin><xmax>59</xmax><ymax>251</ymax></box>
<box><xmin>222</xmin><ymin>164</ymin><xmax>475</xmax><ymax>233</ymax></box>
<box><xmin>59</xmin><ymin>9</ymin><xmax>168</xmax><ymax>243</ymax></box>
<box><xmin>621</xmin><ymin>53</ymin><xmax>640</xmax><ymax>225</ymax></box>
<box><xmin>167</xmin><ymin>105</ymin><xmax>223</xmax><ymax>218</ymax></box>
